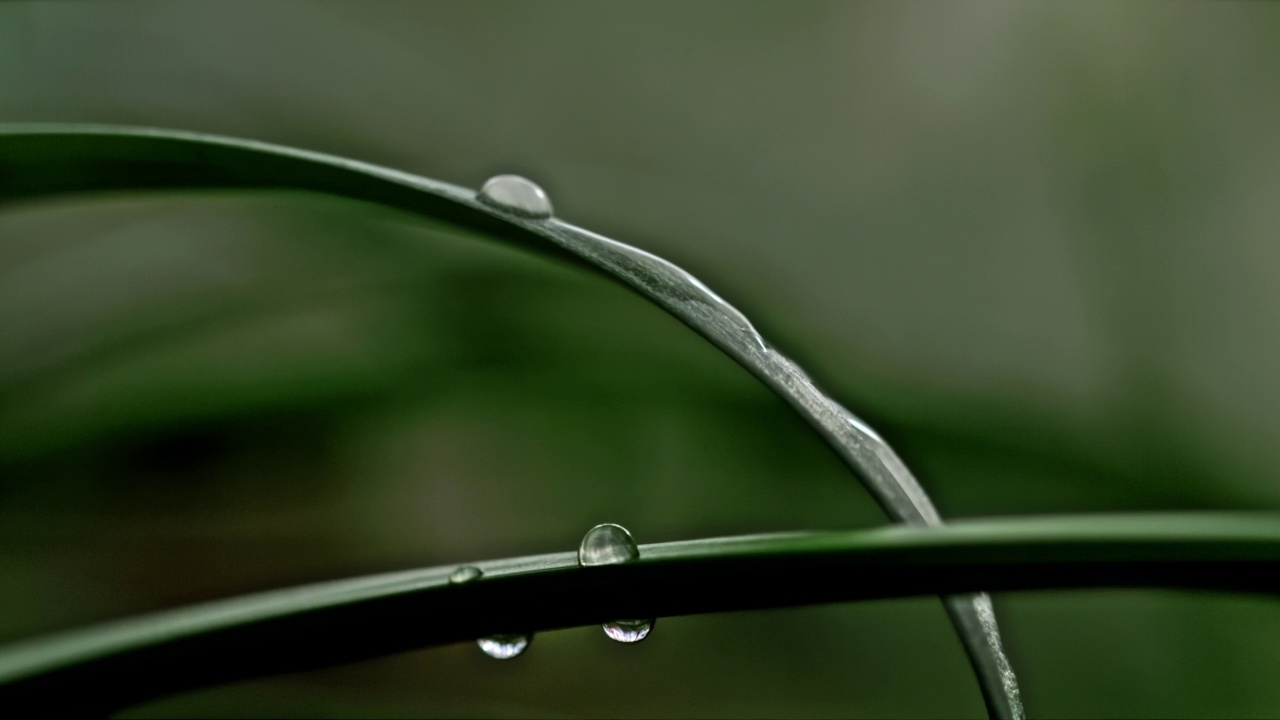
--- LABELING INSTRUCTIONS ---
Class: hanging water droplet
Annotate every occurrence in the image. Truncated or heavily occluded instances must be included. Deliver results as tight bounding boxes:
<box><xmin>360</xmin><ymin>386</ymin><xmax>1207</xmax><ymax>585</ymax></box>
<box><xmin>477</xmin><ymin>174</ymin><xmax>553</xmax><ymax>219</ymax></box>
<box><xmin>477</xmin><ymin>633</ymin><xmax>531</xmax><ymax>660</ymax></box>
<box><xmin>449</xmin><ymin>565</ymin><xmax>483</xmax><ymax>584</ymax></box>
<box><xmin>578</xmin><ymin>523</ymin><xmax>639</xmax><ymax>567</ymax></box>
<box><xmin>603</xmin><ymin>618</ymin><xmax>654</xmax><ymax>643</ymax></box>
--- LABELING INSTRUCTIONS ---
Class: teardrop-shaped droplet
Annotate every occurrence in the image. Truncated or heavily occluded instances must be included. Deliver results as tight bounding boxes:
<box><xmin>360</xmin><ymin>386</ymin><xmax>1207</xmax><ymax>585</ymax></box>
<box><xmin>449</xmin><ymin>565</ymin><xmax>483</xmax><ymax>584</ymax></box>
<box><xmin>477</xmin><ymin>633</ymin><xmax>531</xmax><ymax>660</ymax></box>
<box><xmin>477</xmin><ymin>175</ymin><xmax>553</xmax><ymax>219</ymax></box>
<box><xmin>603</xmin><ymin>618</ymin><xmax>654</xmax><ymax>643</ymax></box>
<box><xmin>578</xmin><ymin>523</ymin><xmax>639</xmax><ymax>567</ymax></box>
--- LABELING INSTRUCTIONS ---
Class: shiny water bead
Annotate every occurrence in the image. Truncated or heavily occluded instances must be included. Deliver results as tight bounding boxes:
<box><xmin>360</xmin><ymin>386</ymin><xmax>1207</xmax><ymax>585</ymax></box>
<box><xmin>602</xmin><ymin>618</ymin><xmax>654</xmax><ymax>643</ymax></box>
<box><xmin>477</xmin><ymin>634</ymin><xmax>530</xmax><ymax>660</ymax></box>
<box><xmin>577</xmin><ymin>523</ymin><xmax>640</xmax><ymax>567</ymax></box>
<box><xmin>476</xmin><ymin>174</ymin><xmax>553</xmax><ymax>218</ymax></box>
<box><xmin>448</xmin><ymin>565</ymin><xmax>482</xmax><ymax>584</ymax></box>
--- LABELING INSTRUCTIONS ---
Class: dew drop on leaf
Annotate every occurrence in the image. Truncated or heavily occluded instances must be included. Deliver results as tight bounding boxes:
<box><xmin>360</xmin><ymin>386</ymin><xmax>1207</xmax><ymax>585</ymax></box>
<box><xmin>477</xmin><ymin>174</ymin><xmax>553</xmax><ymax>218</ymax></box>
<box><xmin>603</xmin><ymin>618</ymin><xmax>654</xmax><ymax>643</ymax></box>
<box><xmin>578</xmin><ymin>523</ymin><xmax>639</xmax><ymax>567</ymax></box>
<box><xmin>449</xmin><ymin>566</ymin><xmax>482</xmax><ymax>584</ymax></box>
<box><xmin>477</xmin><ymin>634</ymin><xmax>530</xmax><ymax>660</ymax></box>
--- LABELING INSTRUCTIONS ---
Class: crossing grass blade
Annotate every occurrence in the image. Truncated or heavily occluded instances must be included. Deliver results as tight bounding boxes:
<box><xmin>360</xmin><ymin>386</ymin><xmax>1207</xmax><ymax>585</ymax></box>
<box><xmin>2</xmin><ymin>513</ymin><xmax>1279</xmax><ymax>714</ymax></box>
<box><xmin>0</xmin><ymin>124</ymin><xmax>1014</xmax><ymax>718</ymax></box>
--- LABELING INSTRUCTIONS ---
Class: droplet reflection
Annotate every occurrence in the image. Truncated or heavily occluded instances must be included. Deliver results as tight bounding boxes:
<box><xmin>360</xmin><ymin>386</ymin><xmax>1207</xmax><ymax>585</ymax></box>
<box><xmin>477</xmin><ymin>174</ymin><xmax>553</xmax><ymax>218</ymax></box>
<box><xmin>603</xmin><ymin>618</ymin><xmax>654</xmax><ymax>643</ymax></box>
<box><xmin>578</xmin><ymin>523</ymin><xmax>639</xmax><ymax>567</ymax></box>
<box><xmin>477</xmin><ymin>634</ymin><xmax>530</xmax><ymax>660</ymax></box>
<box><xmin>449</xmin><ymin>566</ymin><xmax>482</xmax><ymax>584</ymax></box>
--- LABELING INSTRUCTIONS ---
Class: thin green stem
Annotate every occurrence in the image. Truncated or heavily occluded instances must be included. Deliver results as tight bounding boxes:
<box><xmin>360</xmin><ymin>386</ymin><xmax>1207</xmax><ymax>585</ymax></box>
<box><xmin>0</xmin><ymin>124</ymin><xmax>1022</xmax><ymax>717</ymax></box>
<box><xmin>1</xmin><ymin>513</ymin><xmax>1278</xmax><ymax>714</ymax></box>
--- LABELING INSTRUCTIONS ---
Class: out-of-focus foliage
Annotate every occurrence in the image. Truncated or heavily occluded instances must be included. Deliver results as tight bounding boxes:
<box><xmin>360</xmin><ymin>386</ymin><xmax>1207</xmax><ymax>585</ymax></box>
<box><xmin>2</xmin><ymin>1</ymin><xmax>1280</xmax><ymax>717</ymax></box>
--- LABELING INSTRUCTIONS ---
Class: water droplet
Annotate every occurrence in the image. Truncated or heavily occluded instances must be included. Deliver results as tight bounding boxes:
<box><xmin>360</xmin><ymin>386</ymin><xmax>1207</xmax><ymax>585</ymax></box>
<box><xmin>603</xmin><ymin>618</ymin><xmax>654</xmax><ymax>643</ymax></box>
<box><xmin>449</xmin><ymin>565</ymin><xmax>482</xmax><ymax>584</ymax></box>
<box><xmin>477</xmin><ymin>175</ymin><xmax>553</xmax><ymax>218</ymax></box>
<box><xmin>477</xmin><ymin>634</ymin><xmax>531</xmax><ymax>660</ymax></box>
<box><xmin>578</xmin><ymin>523</ymin><xmax>639</xmax><ymax>567</ymax></box>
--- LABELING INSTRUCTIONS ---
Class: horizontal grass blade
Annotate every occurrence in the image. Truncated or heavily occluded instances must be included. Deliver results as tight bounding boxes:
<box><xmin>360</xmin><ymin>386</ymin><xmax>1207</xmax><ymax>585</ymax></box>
<box><xmin>2</xmin><ymin>513</ymin><xmax>1279</xmax><ymax>714</ymax></box>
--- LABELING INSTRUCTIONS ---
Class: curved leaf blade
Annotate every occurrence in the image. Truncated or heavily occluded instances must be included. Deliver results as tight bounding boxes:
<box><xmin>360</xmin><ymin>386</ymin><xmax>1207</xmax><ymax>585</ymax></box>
<box><xmin>0</xmin><ymin>124</ymin><xmax>1018</xmax><ymax>717</ymax></box>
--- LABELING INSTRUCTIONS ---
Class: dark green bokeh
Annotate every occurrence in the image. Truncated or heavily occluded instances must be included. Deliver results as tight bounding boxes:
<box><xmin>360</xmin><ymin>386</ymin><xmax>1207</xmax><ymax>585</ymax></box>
<box><xmin>3</xmin><ymin>1</ymin><xmax>1280</xmax><ymax>717</ymax></box>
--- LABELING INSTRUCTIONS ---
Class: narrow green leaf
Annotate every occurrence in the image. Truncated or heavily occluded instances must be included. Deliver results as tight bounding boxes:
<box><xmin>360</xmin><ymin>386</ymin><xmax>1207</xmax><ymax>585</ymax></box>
<box><xmin>0</xmin><ymin>124</ymin><xmax>1021</xmax><ymax>717</ymax></box>
<box><xmin>1</xmin><ymin>513</ymin><xmax>1277</xmax><ymax>714</ymax></box>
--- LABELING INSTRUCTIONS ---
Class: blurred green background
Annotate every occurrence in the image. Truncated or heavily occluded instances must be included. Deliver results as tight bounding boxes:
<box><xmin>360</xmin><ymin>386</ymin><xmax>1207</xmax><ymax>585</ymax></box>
<box><xmin>3</xmin><ymin>1</ymin><xmax>1280</xmax><ymax>717</ymax></box>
